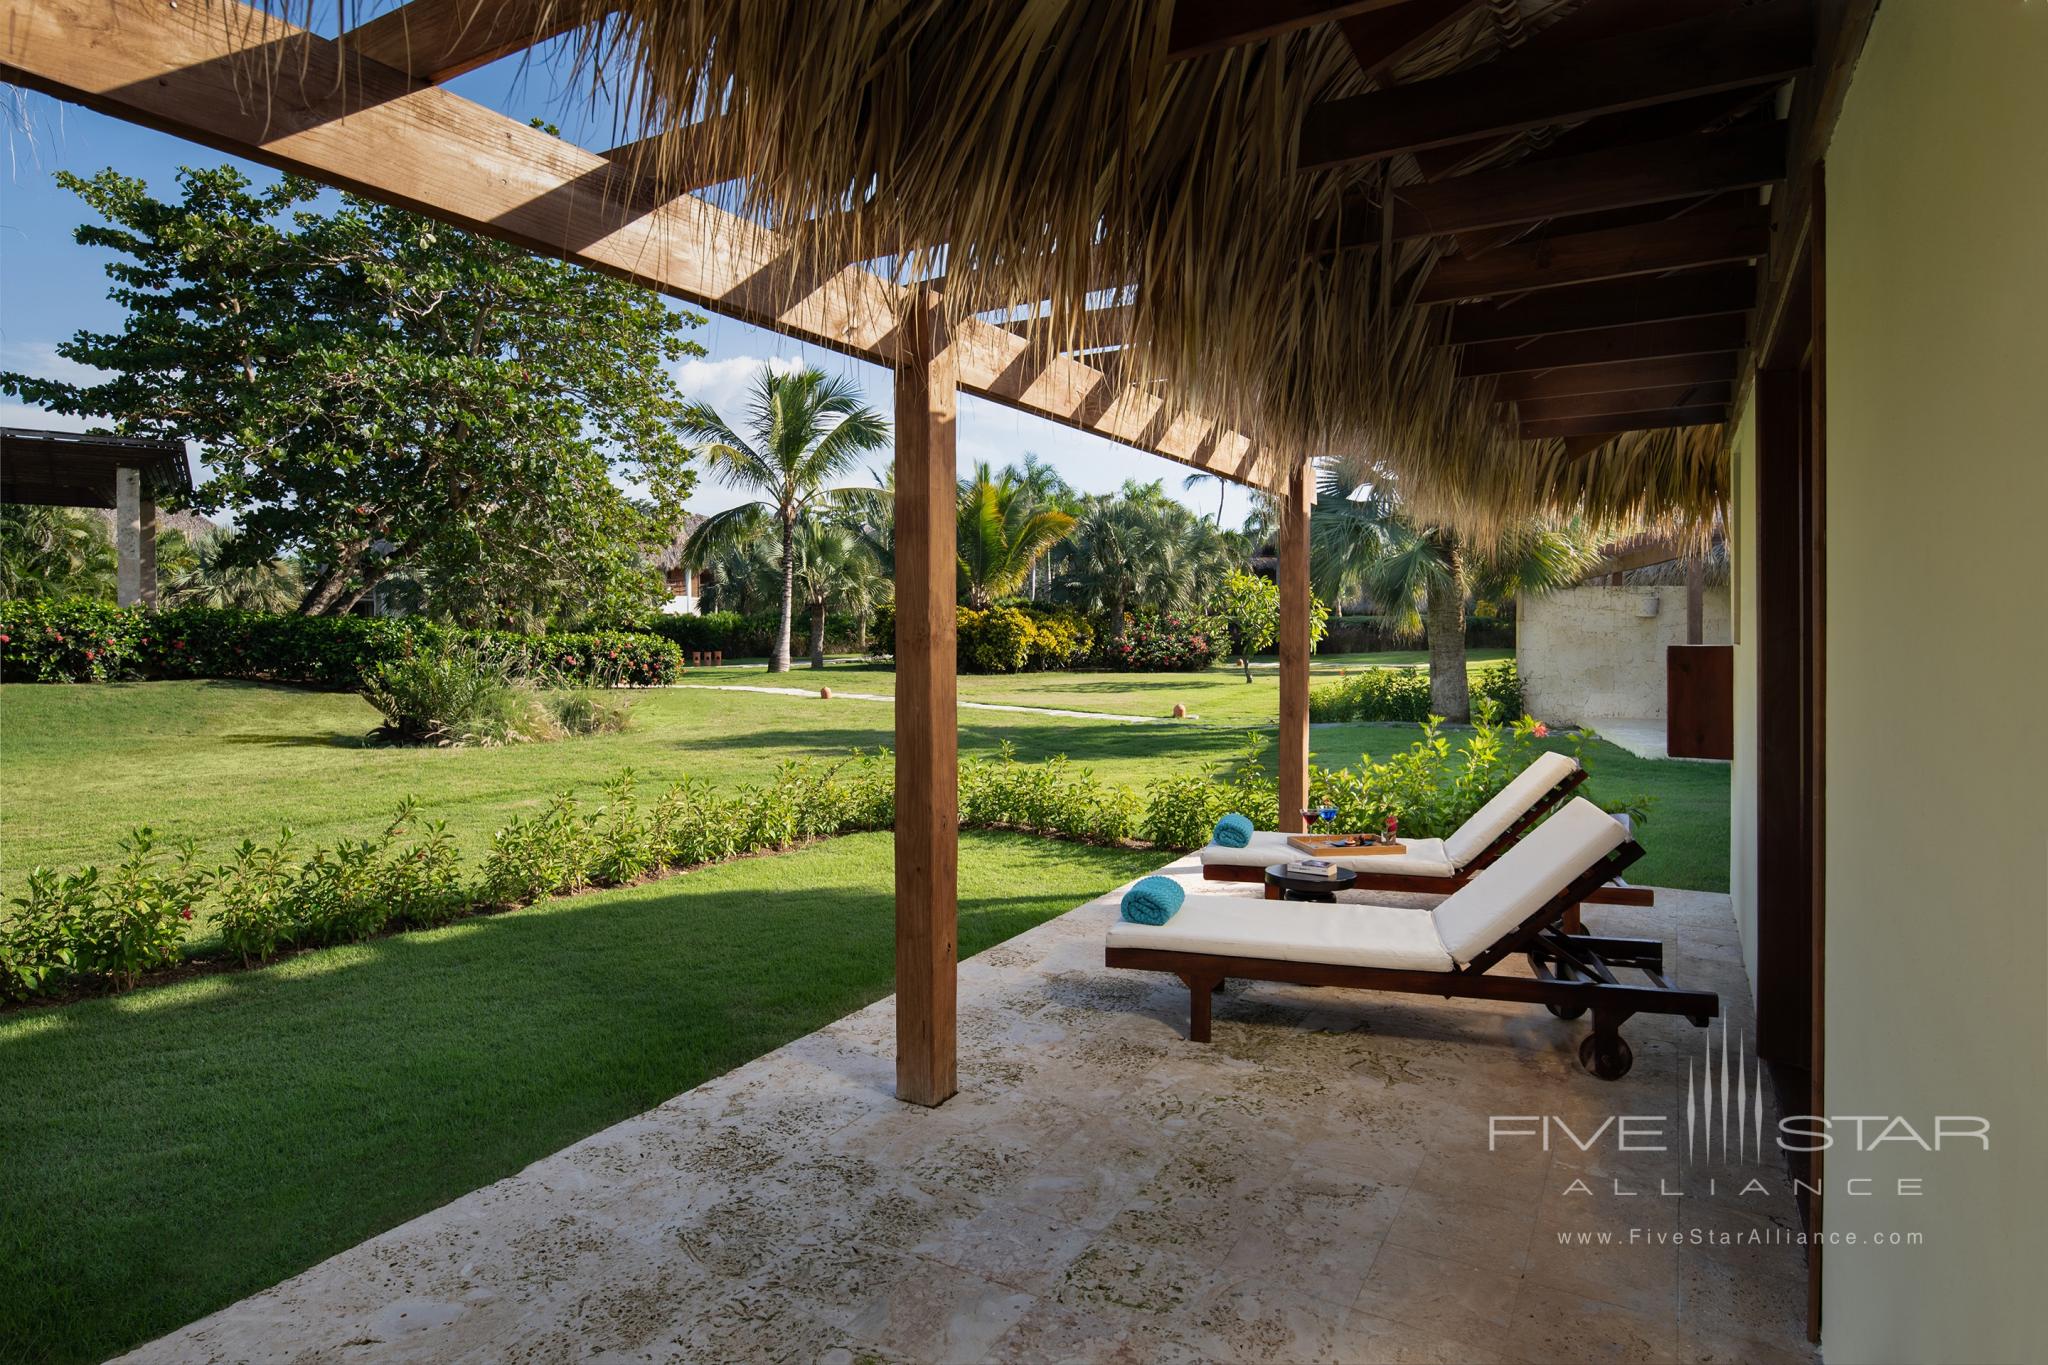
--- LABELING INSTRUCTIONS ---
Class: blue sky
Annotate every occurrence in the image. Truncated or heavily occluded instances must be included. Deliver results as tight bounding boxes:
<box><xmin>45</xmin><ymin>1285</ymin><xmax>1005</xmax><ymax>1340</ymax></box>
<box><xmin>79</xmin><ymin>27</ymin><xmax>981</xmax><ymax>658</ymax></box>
<box><xmin>0</xmin><ymin>59</ymin><xmax>1259</xmax><ymax>529</ymax></box>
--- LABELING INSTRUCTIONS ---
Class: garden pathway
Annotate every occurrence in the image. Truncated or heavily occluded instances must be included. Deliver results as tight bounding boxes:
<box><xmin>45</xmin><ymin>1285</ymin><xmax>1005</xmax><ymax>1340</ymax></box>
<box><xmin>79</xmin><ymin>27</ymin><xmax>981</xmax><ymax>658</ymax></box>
<box><xmin>121</xmin><ymin>863</ymin><xmax>1812</xmax><ymax>1364</ymax></box>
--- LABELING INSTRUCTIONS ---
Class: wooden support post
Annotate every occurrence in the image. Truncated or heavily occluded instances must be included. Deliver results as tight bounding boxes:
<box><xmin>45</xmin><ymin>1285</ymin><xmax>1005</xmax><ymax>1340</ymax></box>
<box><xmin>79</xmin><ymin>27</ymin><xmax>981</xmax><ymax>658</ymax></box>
<box><xmin>893</xmin><ymin>301</ymin><xmax>959</xmax><ymax>1108</ymax></box>
<box><xmin>1277</xmin><ymin>457</ymin><xmax>1314</xmax><ymax>833</ymax></box>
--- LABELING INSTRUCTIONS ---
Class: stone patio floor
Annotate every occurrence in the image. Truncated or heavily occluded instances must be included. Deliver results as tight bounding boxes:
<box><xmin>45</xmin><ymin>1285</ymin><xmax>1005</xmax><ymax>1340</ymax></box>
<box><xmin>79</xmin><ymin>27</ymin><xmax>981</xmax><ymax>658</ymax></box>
<box><xmin>124</xmin><ymin>857</ymin><xmax>1814</xmax><ymax>1364</ymax></box>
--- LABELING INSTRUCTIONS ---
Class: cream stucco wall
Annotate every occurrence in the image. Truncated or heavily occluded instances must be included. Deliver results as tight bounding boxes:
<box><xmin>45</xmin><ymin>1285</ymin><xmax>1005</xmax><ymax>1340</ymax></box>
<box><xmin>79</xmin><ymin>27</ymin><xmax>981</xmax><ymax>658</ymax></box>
<box><xmin>1725</xmin><ymin>399</ymin><xmax>1759</xmax><ymax>998</ymax></box>
<box><xmin>1811</xmin><ymin>3</ymin><xmax>2048</xmax><ymax>1360</ymax></box>
<box><xmin>1516</xmin><ymin>585</ymin><xmax>1729</xmax><ymax>724</ymax></box>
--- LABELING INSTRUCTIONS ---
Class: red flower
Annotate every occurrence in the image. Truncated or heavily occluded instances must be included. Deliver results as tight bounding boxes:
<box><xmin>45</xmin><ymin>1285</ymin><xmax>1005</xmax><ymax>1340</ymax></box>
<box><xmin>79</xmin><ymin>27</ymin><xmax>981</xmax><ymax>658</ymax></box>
<box><xmin>0</xmin><ymin>634</ymin><xmax>9</xmax><ymax>644</ymax></box>
<box><xmin>174</xmin><ymin>640</ymin><xmax>186</xmax><ymax>649</ymax></box>
<box><xmin>85</xmin><ymin>649</ymin><xmax>97</xmax><ymax>660</ymax></box>
<box><xmin>179</xmin><ymin>907</ymin><xmax>194</xmax><ymax>920</ymax></box>
<box><xmin>1532</xmin><ymin>721</ymin><xmax>1550</xmax><ymax>738</ymax></box>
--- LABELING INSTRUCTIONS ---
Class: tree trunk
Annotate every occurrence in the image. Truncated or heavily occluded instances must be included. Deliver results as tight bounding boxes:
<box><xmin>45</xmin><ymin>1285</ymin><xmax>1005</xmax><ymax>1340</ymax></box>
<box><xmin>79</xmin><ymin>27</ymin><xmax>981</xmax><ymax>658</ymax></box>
<box><xmin>771</xmin><ymin>512</ymin><xmax>796</xmax><ymax>672</ymax></box>
<box><xmin>809</xmin><ymin>602</ymin><xmax>827</xmax><ymax>669</ymax></box>
<box><xmin>1426</xmin><ymin>549</ymin><xmax>1471</xmax><ymax>722</ymax></box>
<box><xmin>1105</xmin><ymin>599</ymin><xmax>1127</xmax><ymax>643</ymax></box>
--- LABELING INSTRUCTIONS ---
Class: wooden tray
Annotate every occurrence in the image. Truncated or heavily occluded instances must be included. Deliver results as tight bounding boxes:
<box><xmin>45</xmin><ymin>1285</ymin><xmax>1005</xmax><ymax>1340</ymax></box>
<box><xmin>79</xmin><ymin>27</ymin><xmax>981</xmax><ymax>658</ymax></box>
<box><xmin>1285</xmin><ymin>833</ymin><xmax>1408</xmax><ymax>856</ymax></box>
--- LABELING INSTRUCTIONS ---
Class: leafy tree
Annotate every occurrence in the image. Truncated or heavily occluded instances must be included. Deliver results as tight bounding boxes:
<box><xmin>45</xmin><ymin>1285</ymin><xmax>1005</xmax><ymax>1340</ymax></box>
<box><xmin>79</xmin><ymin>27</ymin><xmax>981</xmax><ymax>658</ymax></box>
<box><xmin>1051</xmin><ymin>480</ymin><xmax>1236</xmax><ymax>639</ymax></box>
<box><xmin>1207</xmin><ymin>567</ymin><xmax>1330</xmax><ymax>682</ymax></box>
<box><xmin>679</xmin><ymin>367</ymin><xmax>890</xmax><ymax>671</ymax></box>
<box><xmin>956</xmin><ymin>462</ymin><xmax>1077</xmax><ymax>608</ymax></box>
<box><xmin>2</xmin><ymin>165</ymin><xmax>703</xmax><ymax>622</ymax></box>
<box><xmin>1312</xmin><ymin>465</ymin><xmax>1597</xmax><ymax>720</ymax></box>
<box><xmin>162</xmin><ymin>532</ymin><xmax>304</xmax><ymax>613</ymax></box>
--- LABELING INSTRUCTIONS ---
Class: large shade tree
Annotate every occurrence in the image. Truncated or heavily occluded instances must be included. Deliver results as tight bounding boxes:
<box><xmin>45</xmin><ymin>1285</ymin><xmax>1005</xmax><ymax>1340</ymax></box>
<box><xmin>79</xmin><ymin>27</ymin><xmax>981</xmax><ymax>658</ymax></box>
<box><xmin>1312</xmin><ymin>465</ymin><xmax>1599</xmax><ymax>720</ymax></box>
<box><xmin>2</xmin><ymin>166</ymin><xmax>703</xmax><ymax>623</ymax></box>
<box><xmin>679</xmin><ymin>366</ymin><xmax>890</xmax><ymax>671</ymax></box>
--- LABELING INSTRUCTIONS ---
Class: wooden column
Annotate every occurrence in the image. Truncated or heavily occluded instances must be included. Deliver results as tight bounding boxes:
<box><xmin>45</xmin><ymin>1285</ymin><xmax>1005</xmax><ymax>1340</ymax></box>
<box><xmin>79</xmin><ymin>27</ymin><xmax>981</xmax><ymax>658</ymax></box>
<box><xmin>1685</xmin><ymin>554</ymin><xmax>1707</xmax><ymax>644</ymax></box>
<box><xmin>893</xmin><ymin>301</ymin><xmax>959</xmax><ymax>1107</ymax></box>
<box><xmin>1277</xmin><ymin>456</ymin><xmax>1314</xmax><ymax>832</ymax></box>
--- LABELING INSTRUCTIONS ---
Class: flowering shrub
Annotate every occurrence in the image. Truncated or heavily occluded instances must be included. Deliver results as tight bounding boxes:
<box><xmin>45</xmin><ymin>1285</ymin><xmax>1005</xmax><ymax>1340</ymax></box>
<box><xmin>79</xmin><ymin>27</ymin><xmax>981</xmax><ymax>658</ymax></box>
<box><xmin>0</xmin><ymin>601</ymin><xmax>680</xmax><ymax>689</ymax></box>
<box><xmin>1099</xmin><ymin>613</ymin><xmax>1216</xmax><ymax>672</ymax></box>
<box><xmin>957</xmin><ymin>606</ymin><xmax>1035</xmax><ymax>673</ymax></box>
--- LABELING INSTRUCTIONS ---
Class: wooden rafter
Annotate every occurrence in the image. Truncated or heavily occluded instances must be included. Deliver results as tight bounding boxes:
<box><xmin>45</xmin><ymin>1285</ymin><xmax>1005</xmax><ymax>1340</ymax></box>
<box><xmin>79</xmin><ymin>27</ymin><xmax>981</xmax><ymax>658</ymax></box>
<box><xmin>343</xmin><ymin>0</ymin><xmax>578</xmax><ymax>84</ymax></box>
<box><xmin>1387</xmin><ymin>125</ymin><xmax>1786</xmax><ymax>240</ymax></box>
<box><xmin>1338</xmin><ymin>0</ymin><xmax>1482</xmax><ymax>83</ymax></box>
<box><xmin>1446</xmin><ymin>267</ymin><xmax>1757</xmax><ymax>344</ymax></box>
<box><xmin>1167</xmin><ymin>0</ymin><xmax>1411</xmax><ymax>60</ymax></box>
<box><xmin>1007</xmin><ymin>304</ymin><xmax>1135</xmax><ymax>352</ymax></box>
<box><xmin>1299</xmin><ymin>1</ymin><xmax>1811</xmax><ymax>169</ymax></box>
<box><xmin>601</xmin><ymin>116</ymin><xmax>747</xmax><ymax>198</ymax></box>
<box><xmin>1510</xmin><ymin>383</ymin><xmax>1736</xmax><ymax>423</ymax></box>
<box><xmin>1521</xmin><ymin>407</ymin><xmax>1728</xmax><ymax>439</ymax></box>
<box><xmin>1417</xmin><ymin>205</ymin><xmax>1770</xmax><ymax>303</ymax></box>
<box><xmin>0</xmin><ymin>0</ymin><xmax>1282</xmax><ymax>494</ymax></box>
<box><xmin>1457</xmin><ymin>315</ymin><xmax>1749</xmax><ymax>376</ymax></box>
<box><xmin>1491</xmin><ymin>354</ymin><xmax>1739</xmax><ymax>402</ymax></box>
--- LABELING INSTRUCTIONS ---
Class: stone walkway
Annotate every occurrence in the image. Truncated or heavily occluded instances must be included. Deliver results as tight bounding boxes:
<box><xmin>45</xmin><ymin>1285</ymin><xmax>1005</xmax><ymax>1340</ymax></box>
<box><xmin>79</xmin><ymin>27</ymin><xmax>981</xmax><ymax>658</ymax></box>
<box><xmin>123</xmin><ymin>861</ymin><xmax>1811</xmax><ymax>1364</ymax></box>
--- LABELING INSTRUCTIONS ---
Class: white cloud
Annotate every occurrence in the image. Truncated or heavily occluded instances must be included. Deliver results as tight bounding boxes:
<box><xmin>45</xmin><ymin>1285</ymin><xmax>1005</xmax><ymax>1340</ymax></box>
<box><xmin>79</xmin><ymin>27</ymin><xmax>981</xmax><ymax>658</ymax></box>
<box><xmin>0</xmin><ymin>340</ymin><xmax>109</xmax><ymax>387</ymax></box>
<box><xmin>673</xmin><ymin>353</ymin><xmax>809</xmax><ymax>424</ymax></box>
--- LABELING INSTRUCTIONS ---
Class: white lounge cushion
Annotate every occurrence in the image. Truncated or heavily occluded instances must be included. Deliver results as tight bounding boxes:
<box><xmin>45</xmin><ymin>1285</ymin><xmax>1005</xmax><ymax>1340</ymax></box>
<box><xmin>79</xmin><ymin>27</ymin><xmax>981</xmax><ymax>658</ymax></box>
<box><xmin>1107</xmin><ymin>895</ymin><xmax>1455</xmax><ymax>973</ymax></box>
<box><xmin>1441</xmin><ymin>750</ymin><xmax>1581</xmax><ymax>868</ymax></box>
<box><xmin>1431</xmin><ymin>797</ymin><xmax>1626</xmax><ymax>965</ymax></box>
<box><xmin>1199</xmin><ymin>831</ymin><xmax>1456</xmax><ymax>878</ymax></box>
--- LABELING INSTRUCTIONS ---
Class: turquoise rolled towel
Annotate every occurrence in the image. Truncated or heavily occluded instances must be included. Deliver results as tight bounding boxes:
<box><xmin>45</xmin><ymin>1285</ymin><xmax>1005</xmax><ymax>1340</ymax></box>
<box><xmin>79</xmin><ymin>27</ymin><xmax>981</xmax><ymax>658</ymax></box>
<box><xmin>1120</xmin><ymin>875</ymin><xmax>1185</xmax><ymax>926</ymax></box>
<box><xmin>1212</xmin><ymin>813</ymin><xmax>1254</xmax><ymax>848</ymax></box>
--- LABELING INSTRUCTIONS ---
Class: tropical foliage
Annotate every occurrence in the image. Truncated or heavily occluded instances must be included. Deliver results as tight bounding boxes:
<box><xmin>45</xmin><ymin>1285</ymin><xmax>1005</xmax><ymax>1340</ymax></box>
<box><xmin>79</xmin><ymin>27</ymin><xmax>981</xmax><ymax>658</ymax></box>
<box><xmin>678</xmin><ymin>366</ymin><xmax>890</xmax><ymax>671</ymax></box>
<box><xmin>956</xmin><ymin>462</ymin><xmax>1076</xmax><ymax>608</ymax></box>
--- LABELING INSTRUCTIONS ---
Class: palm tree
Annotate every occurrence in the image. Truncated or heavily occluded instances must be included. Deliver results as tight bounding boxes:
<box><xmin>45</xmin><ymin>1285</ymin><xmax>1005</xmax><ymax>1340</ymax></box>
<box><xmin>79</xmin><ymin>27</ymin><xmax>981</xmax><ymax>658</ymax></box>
<box><xmin>679</xmin><ymin>367</ymin><xmax>890</xmax><ymax>671</ymax></box>
<box><xmin>788</xmin><ymin>521</ymin><xmax>886</xmax><ymax>667</ymax></box>
<box><xmin>1181</xmin><ymin>469</ymin><xmax>1229</xmax><ymax>525</ymax></box>
<box><xmin>1059</xmin><ymin>492</ymin><xmax>1180</xmax><ymax>641</ymax></box>
<box><xmin>1312</xmin><ymin>465</ymin><xmax>1598</xmax><ymax>721</ymax></box>
<box><xmin>0</xmin><ymin>505</ymin><xmax>114</xmax><ymax>601</ymax></box>
<box><xmin>1004</xmin><ymin>454</ymin><xmax>1076</xmax><ymax>600</ymax></box>
<box><xmin>956</xmin><ymin>462</ymin><xmax>1077</xmax><ymax>608</ymax></box>
<box><xmin>162</xmin><ymin>531</ymin><xmax>304</xmax><ymax>612</ymax></box>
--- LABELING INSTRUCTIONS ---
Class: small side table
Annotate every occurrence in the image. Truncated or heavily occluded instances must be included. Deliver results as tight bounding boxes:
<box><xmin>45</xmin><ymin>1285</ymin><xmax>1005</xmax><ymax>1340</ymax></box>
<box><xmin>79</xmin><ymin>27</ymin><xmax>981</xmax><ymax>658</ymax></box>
<box><xmin>1263</xmin><ymin>863</ymin><xmax>1357</xmax><ymax>903</ymax></box>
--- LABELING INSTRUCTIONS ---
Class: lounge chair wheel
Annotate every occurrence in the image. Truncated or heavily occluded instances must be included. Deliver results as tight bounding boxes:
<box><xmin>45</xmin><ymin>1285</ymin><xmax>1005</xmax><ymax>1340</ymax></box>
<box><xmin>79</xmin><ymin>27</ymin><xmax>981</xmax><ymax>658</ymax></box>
<box><xmin>1578</xmin><ymin>1032</ymin><xmax>1633</xmax><ymax>1080</ymax></box>
<box><xmin>1547</xmin><ymin>1002</ymin><xmax>1588</xmax><ymax>1021</ymax></box>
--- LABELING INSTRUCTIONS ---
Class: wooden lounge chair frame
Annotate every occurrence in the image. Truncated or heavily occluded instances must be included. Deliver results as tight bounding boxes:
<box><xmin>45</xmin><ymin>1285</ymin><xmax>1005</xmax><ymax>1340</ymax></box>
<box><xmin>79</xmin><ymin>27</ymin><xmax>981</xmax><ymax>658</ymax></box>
<box><xmin>1202</xmin><ymin>767</ymin><xmax>1655</xmax><ymax>914</ymax></box>
<box><xmin>1109</xmin><ymin>840</ymin><xmax>1716</xmax><ymax>1080</ymax></box>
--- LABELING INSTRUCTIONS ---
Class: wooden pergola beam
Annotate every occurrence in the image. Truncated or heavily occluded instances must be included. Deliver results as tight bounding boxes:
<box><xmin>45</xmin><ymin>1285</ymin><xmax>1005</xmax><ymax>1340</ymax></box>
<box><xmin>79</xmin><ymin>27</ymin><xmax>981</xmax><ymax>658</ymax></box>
<box><xmin>1457</xmin><ymin>314</ymin><xmax>1749</xmax><ymax>376</ymax></box>
<box><xmin>1417</xmin><ymin>205</ymin><xmax>1770</xmax><ymax>303</ymax></box>
<box><xmin>1490</xmin><ymin>354</ymin><xmax>1739</xmax><ymax>402</ymax></box>
<box><xmin>1007</xmin><ymin>304</ymin><xmax>1135</xmax><ymax>352</ymax></box>
<box><xmin>0</xmin><ymin>0</ymin><xmax>1282</xmax><ymax>495</ymax></box>
<box><xmin>1299</xmin><ymin>0</ymin><xmax>1811</xmax><ymax>169</ymax></box>
<box><xmin>1388</xmin><ymin>125</ymin><xmax>1786</xmax><ymax>241</ymax></box>
<box><xmin>1338</xmin><ymin>0</ymin><xmax>1481</xmax><ymax>83</ymax></box>
<box><xmin>1522</xmin><ymin>407</ymin><xmax>1728</xmax><ymax>439</ymax></box>
<box><xmin>343</xmin><ymin>0</ymin><xmax>582</xmax><ymax>84</ymax></box>
<box><xmin>1446</xmin><ymin>267</ymin><xmax>1756</xmax><ymax>344</ymax></box>
<box><xmin>601</xmin><ymin>116</ymin><xmax>748</xmax><ymax>196</ymax></box>
<box><xmin>1510</xmin><ymin>382</ymin><xmax>1736</xmax><ymax>423</ymax></box>
<box><xmin>1167</xmin><ymin>0</ymin><xmax>1411</xmax><ymax>60</ymax></box>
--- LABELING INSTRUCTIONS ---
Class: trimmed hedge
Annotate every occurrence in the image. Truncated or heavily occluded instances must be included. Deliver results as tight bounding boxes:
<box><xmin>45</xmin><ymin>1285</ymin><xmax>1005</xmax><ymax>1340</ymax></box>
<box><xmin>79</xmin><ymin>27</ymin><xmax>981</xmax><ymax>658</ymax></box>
<box><xmin>870</xmin><ymin>602</ymin><xmax>1097</xmax><ymax>674</ymax></box>
<box><xmin>1099</xmin><ymin>613</ymin><xmax>1216</xmax><ymax>672</ymax></box>
<box><xmin>1308</xmin><ymin>660</ymin><xmax>1525</xmax><ymax>723</ymax></box>
<box><xmin>0</xmin><ymin>601</ymin><xmax>682</xmax><ymax>689</ymax></box>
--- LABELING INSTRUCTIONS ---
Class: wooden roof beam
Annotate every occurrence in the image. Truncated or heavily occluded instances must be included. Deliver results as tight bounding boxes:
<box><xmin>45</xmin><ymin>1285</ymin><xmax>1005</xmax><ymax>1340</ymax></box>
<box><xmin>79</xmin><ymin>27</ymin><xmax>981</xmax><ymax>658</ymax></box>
<box><xmin>1457</xmin><ymin>315</ymin><xmax>1749</xmax><ymax>376</ymax></box>
<box><xmin>1388</xmin><ymin>125</ymin><xmax>1785</xmax><ymax>240</ymax></box>
<box><xmin>1299</xmin><ymin>0</ymin><xmax>1811</xmax><ymax>169</ymax></box>
<box><xmin>1509</xmin><ymin>382</ymin><xmax>1736</xmax><ymax>423</ymax></box>
<box><xmin>1447</xmin><ymin>267</ymin><xmax>1758</xmax><ymax>343</ymax></box>
<box><xmin>1417</xmin><ymin>204</ymin><xmax>1770</xmax><ymax>303</ymax></box>
<box><xmin>1338</xmin><ymin>0</ymin><xmax>1482</xmax><ymax>83</ymax></box>
<box><xmin>1521</xmin><ymin>407</ymin><xmax>1728</xmax><ymax>439</ymax></box>
<box><xmin>1167</xmin><ymin>0</ymin><xmax>1414</xmax><ymax>60</ymax></box>
<box><xmin>600</xmin><ymin>116</ymin><xmax>748</xmax><ymax>197</ymax></box>
<box><xmin>344</xmin><ymin>0</ymin><xmax>581</xmax><ymax>84</ymax></box>
<box><xmin>0</xmin><ymin>0</ymin><xmax>1283</xmax><ymax>493</ymax></box>
<box><xmin>1008</xmin><ymin>304</ymin><xmax>1135</xmax><ymax>352</ymax></box>
<box><xmin>1491</xmin><ymin>354</ymin><xmax>1739</xmax><ymax>402</ymax></box>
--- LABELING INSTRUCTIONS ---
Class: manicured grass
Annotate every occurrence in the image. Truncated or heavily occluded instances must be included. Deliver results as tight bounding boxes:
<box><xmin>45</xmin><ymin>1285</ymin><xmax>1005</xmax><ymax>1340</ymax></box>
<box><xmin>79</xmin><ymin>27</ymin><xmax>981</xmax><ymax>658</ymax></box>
<box><xmin>0</xmin><ymin>679</ymin><xmax>1725</xmax><ymax>897</ymax></box>
<box><xmin>0</xmin><ymin>830</ymin><xmax>1165</xmax><ymax>1365</ymax></box>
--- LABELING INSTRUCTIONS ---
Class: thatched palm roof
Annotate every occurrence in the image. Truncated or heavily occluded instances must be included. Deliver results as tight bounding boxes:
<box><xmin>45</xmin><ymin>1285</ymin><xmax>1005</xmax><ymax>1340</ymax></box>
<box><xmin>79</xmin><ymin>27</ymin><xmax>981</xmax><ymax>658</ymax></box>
<box><xmin>539</xmin><ymin>0</ymin><xmax>1740</xmax><ymax>540</ymax></box>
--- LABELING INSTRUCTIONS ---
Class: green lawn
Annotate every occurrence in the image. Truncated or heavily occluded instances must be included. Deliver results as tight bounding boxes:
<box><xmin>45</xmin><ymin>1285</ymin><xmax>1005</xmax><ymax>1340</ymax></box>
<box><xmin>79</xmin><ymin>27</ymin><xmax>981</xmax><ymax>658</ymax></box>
<box><xmin>0</xmin><ymin>830</ymin><xmax>1166</xmax><ymax>1365</ymax></box>
<box><xmin>0</xmin><ymin>676</ymin><xmax>1727</xmax><ymax>1361</ymax></box>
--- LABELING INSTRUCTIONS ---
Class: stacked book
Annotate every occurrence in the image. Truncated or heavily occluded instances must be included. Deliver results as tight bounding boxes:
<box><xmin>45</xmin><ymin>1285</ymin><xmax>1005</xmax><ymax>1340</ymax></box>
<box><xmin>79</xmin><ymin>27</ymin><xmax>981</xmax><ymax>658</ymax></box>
<box><xmin>1286</xmin><ymin>858</ymin><xmax>1345</xmax><ymax>879</ymax></box>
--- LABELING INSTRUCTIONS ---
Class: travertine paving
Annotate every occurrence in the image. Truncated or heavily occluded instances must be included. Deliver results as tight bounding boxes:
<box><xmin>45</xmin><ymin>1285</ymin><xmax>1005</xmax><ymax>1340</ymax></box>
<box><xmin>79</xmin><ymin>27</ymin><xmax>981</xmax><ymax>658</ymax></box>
<box><xmin>124</xmin><ymin>857</ymin><xmax>1813</xmax><ymax>1364</ymax></box>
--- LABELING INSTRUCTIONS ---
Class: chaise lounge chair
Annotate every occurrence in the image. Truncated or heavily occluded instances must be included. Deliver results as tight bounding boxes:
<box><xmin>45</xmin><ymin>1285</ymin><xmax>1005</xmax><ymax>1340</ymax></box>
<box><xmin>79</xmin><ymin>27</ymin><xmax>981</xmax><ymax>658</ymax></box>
<box><xmin>1199</xmin><ymin>750</ymin><xmax>1653</xmax><ymax>911</ymax></box>
<box><xmin>1108</xmin><ymin>797</ymin><xmax>1715</xmax><ymax>1079</ymax></box>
